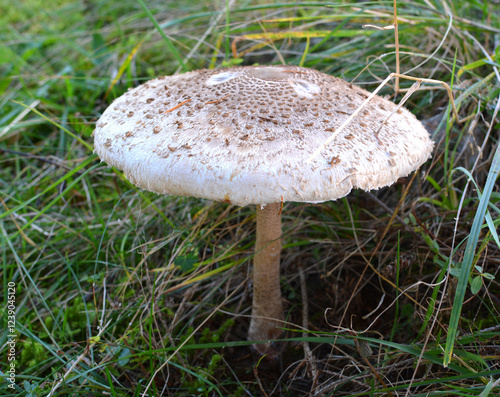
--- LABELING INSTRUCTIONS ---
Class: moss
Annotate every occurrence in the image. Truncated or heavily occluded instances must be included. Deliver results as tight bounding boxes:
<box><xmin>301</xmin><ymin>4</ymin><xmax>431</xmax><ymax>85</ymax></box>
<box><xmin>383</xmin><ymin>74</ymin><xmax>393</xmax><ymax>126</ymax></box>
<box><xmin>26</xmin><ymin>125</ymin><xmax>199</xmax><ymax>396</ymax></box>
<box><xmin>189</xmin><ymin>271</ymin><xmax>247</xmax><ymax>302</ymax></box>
<box><xmin>20</xmin><ymin>341</ymin><xmax>48</xmax><ymax>369</ymax></box>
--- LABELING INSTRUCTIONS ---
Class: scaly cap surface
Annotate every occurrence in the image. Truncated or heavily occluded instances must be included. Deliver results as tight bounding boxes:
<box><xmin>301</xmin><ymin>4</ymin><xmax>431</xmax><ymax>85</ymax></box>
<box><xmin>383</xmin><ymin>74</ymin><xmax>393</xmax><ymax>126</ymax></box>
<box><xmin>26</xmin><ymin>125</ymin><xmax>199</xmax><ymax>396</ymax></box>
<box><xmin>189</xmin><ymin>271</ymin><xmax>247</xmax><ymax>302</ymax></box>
<box><xmin>94</xmin><ymin>65</ymin><xmax>433</xmax><ymax>205</ymax></box>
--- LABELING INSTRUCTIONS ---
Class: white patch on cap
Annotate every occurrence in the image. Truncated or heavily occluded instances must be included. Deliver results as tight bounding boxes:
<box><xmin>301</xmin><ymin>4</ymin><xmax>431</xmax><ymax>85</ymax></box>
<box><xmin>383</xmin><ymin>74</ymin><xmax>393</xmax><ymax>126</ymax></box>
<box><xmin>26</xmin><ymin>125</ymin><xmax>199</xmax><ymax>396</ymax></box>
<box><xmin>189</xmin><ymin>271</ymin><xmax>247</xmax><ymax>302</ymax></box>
<box><xmin>206</xmin><ymin>72</ymin><xmax>239</xmax><ymax>86</ymax></box>
<box><xmin>289</xmin><ymin>79</ymin><xmax>321</xmax><ymax>98</ymax></box>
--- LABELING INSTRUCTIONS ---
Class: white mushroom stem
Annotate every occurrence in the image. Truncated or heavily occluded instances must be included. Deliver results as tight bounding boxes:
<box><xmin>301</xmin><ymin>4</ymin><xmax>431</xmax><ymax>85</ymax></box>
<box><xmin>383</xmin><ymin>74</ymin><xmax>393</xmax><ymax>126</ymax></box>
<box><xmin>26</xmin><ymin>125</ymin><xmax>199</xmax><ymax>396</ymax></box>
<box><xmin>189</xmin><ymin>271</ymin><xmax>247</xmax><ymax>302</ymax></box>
<box><xmin>248</xmin><ymin>202</ymin><xmax>284</xmax><ymax>352</ymax></box>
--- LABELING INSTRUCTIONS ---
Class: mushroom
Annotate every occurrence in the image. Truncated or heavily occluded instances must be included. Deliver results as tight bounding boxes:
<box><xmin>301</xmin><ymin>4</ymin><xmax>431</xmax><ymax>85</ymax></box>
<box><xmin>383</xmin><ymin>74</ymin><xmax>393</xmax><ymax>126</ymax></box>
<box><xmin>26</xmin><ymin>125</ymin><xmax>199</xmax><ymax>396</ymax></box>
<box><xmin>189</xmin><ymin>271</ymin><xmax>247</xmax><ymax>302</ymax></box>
<box><xmin>93</xmin><ymin>65</ymin><xmax>433</xmax><ymax>354</ymax></box>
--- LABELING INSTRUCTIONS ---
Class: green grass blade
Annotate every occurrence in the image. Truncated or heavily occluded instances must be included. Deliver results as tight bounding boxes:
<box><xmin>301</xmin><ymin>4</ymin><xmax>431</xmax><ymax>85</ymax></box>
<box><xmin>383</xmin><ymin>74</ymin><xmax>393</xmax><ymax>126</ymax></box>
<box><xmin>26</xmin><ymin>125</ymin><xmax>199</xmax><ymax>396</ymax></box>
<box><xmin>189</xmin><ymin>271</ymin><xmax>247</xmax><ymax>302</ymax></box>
<box><xmin>443</xmin><ymin>144</ymin><xmax>500</xmax><ymax>367</ymax></box>
<box><xmin>484</xmin><ymin>210</ymin><xmax>500</xmax><ymax>248</ymax></box>
<box><xmin>136</xmin><ymin>0</ymin><xmax>188</xmax><ymax>72</ymax></box>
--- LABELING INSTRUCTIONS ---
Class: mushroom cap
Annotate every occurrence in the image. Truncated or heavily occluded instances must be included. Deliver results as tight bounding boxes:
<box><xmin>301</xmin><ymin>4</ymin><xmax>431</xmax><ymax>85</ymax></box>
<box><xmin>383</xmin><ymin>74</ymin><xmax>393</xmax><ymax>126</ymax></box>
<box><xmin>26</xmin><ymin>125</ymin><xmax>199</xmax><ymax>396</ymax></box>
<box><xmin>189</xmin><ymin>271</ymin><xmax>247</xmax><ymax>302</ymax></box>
<box><xmin>94</xmin><ymin>65</ymin><xmax>433</xmax><ymax>206</ymax></box>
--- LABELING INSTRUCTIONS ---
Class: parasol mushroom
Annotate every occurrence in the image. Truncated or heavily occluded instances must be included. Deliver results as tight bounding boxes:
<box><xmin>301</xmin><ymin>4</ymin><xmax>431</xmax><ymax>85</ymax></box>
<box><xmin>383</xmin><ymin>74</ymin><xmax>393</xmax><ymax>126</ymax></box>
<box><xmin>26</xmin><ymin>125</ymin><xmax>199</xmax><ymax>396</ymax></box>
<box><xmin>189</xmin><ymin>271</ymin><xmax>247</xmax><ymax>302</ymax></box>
<box><xmin>93</xmin><ymin>65</ymin><xmax>433</xmax><ymax>354</ymax></box>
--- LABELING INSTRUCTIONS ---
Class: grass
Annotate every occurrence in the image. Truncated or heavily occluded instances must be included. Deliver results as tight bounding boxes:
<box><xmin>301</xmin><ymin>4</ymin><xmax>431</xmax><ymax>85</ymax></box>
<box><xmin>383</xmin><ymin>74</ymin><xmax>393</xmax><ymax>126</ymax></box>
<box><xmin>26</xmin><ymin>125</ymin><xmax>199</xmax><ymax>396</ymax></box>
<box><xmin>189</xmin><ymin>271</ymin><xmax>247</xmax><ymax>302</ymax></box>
<box><xmin>1</xmin><ymin>0</ymin><xmax>499</xmax><ymax>395</ymax></box>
